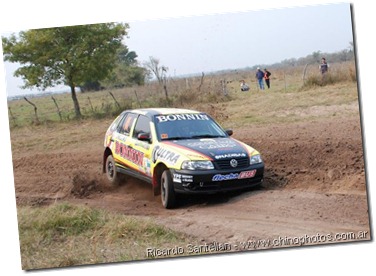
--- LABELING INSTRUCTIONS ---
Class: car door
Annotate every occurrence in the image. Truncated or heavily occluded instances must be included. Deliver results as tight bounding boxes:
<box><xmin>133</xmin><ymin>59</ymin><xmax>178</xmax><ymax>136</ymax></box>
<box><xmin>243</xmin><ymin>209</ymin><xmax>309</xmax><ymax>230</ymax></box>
<box><xmin>128</xmin><ymin>114</ymin><xmax>153</xmax><ymax>177</ymax></box>
<box><xmin>112</xmin><ymin>112</ymin><xmax>139</xmax><ymax>170</ymax></box>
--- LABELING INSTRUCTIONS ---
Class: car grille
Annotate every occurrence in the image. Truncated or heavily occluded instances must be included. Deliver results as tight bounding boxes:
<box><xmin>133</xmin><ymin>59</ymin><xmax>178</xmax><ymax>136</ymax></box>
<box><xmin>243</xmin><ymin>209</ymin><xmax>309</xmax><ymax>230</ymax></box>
<box><xmin>187</xmin><ymin>176</ymin><xmax>263</xmax><ymax>192</ymax></box>
<box><xmin>214</xmin><ymin>157</ymin><xmax>249</xmax><ymax>170</ymax></box>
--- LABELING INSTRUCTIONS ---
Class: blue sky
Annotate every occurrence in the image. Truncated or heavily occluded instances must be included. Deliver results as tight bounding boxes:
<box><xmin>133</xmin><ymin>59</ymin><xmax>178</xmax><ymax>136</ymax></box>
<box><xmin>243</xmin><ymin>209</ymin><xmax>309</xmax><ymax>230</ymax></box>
<box><xmin>1</xmin><ymin>3</ymin><xmax>353</xmax><ymax>96</ymax></box>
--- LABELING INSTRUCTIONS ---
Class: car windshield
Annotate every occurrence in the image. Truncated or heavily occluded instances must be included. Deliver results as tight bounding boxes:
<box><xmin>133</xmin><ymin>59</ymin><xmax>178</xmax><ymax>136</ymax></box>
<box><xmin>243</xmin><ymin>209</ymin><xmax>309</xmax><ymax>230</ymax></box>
<box><xmin>154</xmin><ymin>113</ymin><xmax>228</xmax><ymax>141</ymax></box>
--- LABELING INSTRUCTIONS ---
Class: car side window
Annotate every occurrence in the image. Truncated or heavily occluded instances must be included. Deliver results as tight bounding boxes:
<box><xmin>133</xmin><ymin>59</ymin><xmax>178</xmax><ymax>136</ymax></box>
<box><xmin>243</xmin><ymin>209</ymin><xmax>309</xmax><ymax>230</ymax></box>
<box><xmin>133</xmin><ymin>115</ymin><xmax>151</xmax><ymax>140</ymax></box>
<box><xmin>117</xmin><ymin>113</ymin><xmax>138</xmax><ymax>135</ymax></box>
<box><xmin>109</xmin><ymin>112</ymin><xmax>124</xmax><ymax>132</ymax></box>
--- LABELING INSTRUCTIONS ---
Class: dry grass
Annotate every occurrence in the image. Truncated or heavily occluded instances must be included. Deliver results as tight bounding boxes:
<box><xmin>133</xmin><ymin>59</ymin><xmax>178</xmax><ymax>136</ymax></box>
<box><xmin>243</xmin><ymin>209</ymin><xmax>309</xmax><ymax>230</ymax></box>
<box><xmin>7</xmin><ymin>61</ymin><xmax>356</xmax><ymax>127</ymax></box>
<box><xmin>18</xmin><ymin>203</ymin><xmax>196</xmax><ymax>270</ymax></box>
<box><xmin>218</xmin><ymin>81</ymin><xmax>359</xmax><ymax>129</ymax></box>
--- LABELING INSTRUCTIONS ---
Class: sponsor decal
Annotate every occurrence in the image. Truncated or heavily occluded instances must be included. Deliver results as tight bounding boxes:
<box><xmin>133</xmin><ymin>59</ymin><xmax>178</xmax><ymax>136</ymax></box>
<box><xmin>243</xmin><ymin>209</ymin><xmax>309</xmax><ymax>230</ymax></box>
<box><xmin>115</xmin><ymin>141</ymin><xmax>144</xmax><ymax>166</ymax></box>
<box><xmin>212</xmin><ymin>170</ymin><xmax>256</xmax><ymax>181</ymax></box>
<box><xmin>182</xmin><ymin>175</ymin><xmax>193</xmax><ymax>182</ymax></box>
<box><xmin>173</xmin><ymin>174</ymin><xmax>182</xmax><ymax>183</ymax></box>
<box><xmin>173</xmin><ymin>174</ymin><xmax>194</xmax><ymax>183</ymax></box>
<box><xmin>188</xmin><ymin>139</ymin><xmax>238</xmax><ymax>150</ymax></box>
<box><xmin>144</xmin><ymin>158</ymin><xmax>151</xmax><ymax>176</ymax></box>
<box><xmin>135</xmin><ymin>141</ymin><xmax>151</xmax><ymax>150</ymax></box>
<box><xmin>238</xmin><ymin>170</ymin><xmax>257</xmax><ymax>179</ymax></box>
<box><xmin>113</xmin><ymin>132</ymin><xmax>127</xmax><ymax>142</ymax></box>
<box><xmin>152</xmin><ymin>145</ymin><xmax>180</xmax><ymax>164</ymax></box>
<box><xmin>156</xmin><ymin>113</ymin><xmax>210</xmax><ymax>123</ymax></box>
<box><xmin>214</xmin><ymin>153</ymin><xmax>247</xmax><ymax>160</ymax></box>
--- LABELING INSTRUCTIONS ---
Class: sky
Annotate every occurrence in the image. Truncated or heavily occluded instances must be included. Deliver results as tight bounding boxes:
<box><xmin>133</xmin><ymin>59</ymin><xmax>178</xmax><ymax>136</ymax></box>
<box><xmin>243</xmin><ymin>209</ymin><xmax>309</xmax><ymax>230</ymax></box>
<box><xmin>1</xmin><ymin>1</ymin><xmax>376</xmax><ymax>276</ymax></box>
<box><xmin>1</xmin><ymin>3</ymin><xmax>353</xmax><ymax>97</ymax></box>
<box><xmin>126</xmin><ymin>4</ymin><xmax>353</xmax><ymax>76</ymax></box>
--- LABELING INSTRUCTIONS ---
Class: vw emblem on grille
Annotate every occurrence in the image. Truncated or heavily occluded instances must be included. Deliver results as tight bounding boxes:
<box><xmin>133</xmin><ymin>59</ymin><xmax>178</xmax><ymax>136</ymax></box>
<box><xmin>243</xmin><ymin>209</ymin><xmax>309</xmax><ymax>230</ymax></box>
<box><xmin>230</xmin><ymin>159</ymin><xmax>238</xmax><ymax>168</ymax></box>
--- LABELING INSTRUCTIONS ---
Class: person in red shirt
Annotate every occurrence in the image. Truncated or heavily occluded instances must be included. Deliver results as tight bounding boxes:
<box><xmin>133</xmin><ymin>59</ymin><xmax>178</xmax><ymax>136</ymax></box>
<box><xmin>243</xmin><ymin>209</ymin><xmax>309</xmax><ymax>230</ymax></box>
<box><xmin>264</xmin><ymin>68</ymin><xmax>271</xmax><ymax>89</ymax></box>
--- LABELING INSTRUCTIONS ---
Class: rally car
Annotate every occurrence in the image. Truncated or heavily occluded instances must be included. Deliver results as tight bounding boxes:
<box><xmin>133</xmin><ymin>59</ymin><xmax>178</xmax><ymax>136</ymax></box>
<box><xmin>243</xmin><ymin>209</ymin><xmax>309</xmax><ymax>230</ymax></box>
<box><xmin>103</xmin><ymin>108</ymin><xmax>264</xmax><ymax>208</ymax></box>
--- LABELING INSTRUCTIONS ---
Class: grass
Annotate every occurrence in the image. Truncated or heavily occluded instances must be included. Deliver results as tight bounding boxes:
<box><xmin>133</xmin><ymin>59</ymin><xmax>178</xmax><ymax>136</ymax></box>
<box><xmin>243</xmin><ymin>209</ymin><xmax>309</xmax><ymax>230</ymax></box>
<box><xmin>213</xmin><ymin>80</ymin><xmax>359</xmax><ymax>129</ymax></box>
<box><xmin>18</xmin><ymin>202</ymin><xmax>197</xmax><ymax>270</ymax></box>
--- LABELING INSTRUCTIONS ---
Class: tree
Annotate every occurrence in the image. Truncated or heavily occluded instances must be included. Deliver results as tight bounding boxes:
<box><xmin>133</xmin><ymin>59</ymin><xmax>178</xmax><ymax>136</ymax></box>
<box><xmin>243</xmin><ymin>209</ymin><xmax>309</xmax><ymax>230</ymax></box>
<box><xmin>2</xmin><ymin>22</ymin><xmax>128</xmax><ymax>118</ymax></box>
<box><xmin>144</xmin><ymin>56</ymin><xmax>168</xmax><ymax>84</ymax></box>
<box><xmin>143</xmin><ymin>56</ymin><xmax>170</xmax><ymax>105</ymax></box>
<box><xmin>312</xmin><ymin>50</ymin><xmax>322</xmax><ymax>63</ymax></box>
<box><xmin>101</xmin><ymin>44</ymin><xmax>147</xmax><ymax>89</ymax></box>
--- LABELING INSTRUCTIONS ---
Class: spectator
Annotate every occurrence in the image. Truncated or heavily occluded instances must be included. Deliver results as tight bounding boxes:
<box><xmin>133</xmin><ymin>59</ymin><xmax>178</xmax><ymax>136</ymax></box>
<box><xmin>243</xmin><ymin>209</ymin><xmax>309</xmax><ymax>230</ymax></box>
<box><xmin>240</xmin><ymin>80</ymin><xmax>250</xmax><ymax>91</ymax></box>
<box><xmin>319</xmin><ymin>57</ymin><xmax>329</xmax><ymax>75</ymax></box>
<box><xmin>264</xmin><ymin>68</ymin><xmax>272</xmax><ymax>89</ymax></box>
<box><xmin>255</xmin><ymin>67</ymin><xmax>265</xmax><ymax>90</ymax></box>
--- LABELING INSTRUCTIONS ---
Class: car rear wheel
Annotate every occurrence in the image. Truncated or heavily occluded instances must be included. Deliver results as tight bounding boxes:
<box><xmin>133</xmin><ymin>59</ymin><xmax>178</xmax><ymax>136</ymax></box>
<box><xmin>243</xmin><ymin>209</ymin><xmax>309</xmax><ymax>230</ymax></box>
<box><xmin>161</xmin><ymin>170</ymin><xmax>176</xmax><ymax>209</ymax></box>
<box><xmin>105</xmin><ymin>155</ymin><xmax>122</xmax><ymax>186</ymax></box>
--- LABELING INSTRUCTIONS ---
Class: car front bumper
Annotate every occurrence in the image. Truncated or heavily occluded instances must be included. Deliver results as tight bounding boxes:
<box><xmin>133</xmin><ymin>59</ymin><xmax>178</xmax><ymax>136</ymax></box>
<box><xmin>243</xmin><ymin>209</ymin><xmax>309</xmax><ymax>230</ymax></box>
<box><xmin>170</xmin><ymin>162</ymin><xmax>264</xmax><ymax>194</ymax></box>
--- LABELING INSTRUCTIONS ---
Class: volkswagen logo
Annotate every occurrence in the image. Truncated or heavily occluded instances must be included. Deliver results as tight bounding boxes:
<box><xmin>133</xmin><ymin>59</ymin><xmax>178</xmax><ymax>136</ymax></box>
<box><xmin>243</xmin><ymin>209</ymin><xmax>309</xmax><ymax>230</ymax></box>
<box><xmin>230</xmin><ymin>159</ymin><xmax>238</xmax><ymax>168</ymax></box>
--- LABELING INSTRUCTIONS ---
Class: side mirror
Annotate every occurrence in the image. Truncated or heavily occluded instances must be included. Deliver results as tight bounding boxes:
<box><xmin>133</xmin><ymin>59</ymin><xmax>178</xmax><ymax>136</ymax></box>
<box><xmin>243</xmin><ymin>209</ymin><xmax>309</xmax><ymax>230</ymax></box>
<box><xmin>137</xmin><ymin>133</ymin><xmax>151</xmax><ymax>143</ymax></box>
<box><xmin>225</xmin><ymin>129</ymin><xmax>233</xmax><ymax>136</ymax></box>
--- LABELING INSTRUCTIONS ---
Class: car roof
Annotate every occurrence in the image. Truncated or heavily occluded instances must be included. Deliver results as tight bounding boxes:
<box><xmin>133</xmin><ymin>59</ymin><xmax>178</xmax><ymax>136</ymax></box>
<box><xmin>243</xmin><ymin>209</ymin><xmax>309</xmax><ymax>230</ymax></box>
<box><xmin>127</xmin><ymin>108</ymin><xmax>202</xmax><ymax>118</ymax></box>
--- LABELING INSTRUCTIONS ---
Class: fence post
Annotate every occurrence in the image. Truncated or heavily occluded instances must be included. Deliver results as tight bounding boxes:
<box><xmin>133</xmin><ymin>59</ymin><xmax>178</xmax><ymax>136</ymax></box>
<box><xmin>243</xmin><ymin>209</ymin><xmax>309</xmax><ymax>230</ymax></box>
<box><xmin>51</xmin><ymin>96</ymin><xmax>63</xmax><ymax>121</ymax></box>
<box><xmin>108</xmin><ymin>91</ymin><xmax>121</xmax><ymax>109</ymax></box>
<box><xmin>23</xmin><ymin>97</ymin><xmax>40</xmax><ymax>124</ymax></box>
<box><xmin>87</xmin><ymin>96</ymin><xmax>94</xmax><ymax>113</ymax></box>
<box><xmin>302</xmin><ymin>63</ymin><xmax>309</xmax><ymax>84</ymax></box>
<box><xmin>8</xmin><ymin>106</ymin><xmax>17</xmax><ymax>126</ymax></box>
<box><xmin>134</xmin><ymin>90</ymin><xmax>141</xmax><ymax>108</ymax></box>
<box><xmin>221</xmin><ymin>79</ymin><xmax>228</xmax><ymax>96</ymax></box>
<box><xmin>198</xmin><ymin>72</ymin><xmax>205</xmax><ymax>92</ymax></box>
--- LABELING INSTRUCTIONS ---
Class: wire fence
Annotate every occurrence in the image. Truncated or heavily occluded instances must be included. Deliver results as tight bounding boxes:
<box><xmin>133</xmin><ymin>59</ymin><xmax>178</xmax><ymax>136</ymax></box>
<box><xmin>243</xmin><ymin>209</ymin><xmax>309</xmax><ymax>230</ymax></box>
<box><xmin>7</xmin><ymin>61</ymin><xmax>356</xmax><ymax>128</ymax></box>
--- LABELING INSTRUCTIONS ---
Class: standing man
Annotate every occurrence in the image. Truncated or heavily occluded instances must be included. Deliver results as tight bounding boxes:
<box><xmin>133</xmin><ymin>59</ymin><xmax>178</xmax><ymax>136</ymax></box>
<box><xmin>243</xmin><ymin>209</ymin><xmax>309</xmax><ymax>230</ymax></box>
<box><xmin>264</xmin><ymin>68</ymin><xmax>272</xmax><ymax>89</ymax></box>
<box><xmin>319</xmin><ymin>57</ymin><xmax>329</xmax><ymax>83</ymax></box>
<box><xmin>255</xmin><ymin>67</ymin><xmax>265</xmax><ymax>90</ymax></box>
<box><xmin>319</xmin><ymin>57</ymin><xmax>329</xmax><ymax>75</ymax></box>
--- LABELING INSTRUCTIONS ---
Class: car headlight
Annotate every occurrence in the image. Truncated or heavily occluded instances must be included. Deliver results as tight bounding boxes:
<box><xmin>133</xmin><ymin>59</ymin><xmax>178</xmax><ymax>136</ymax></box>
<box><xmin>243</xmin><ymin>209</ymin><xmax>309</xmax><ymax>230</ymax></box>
<box><xmin>181</xmin><ymin>160</ymin><xmax>214</xmax><ymax>170</ymax></box>
<box><xmin>250</xmin><ymin>154</ymin><xmax>262</xmax><ymax>165</ymax></box>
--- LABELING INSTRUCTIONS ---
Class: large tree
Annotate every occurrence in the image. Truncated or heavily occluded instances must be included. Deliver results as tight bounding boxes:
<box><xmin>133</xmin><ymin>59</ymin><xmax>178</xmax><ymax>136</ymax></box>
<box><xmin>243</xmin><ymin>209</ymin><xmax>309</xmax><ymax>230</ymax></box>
<box><xmin>2</xmin><ymin>22</ymin><xmax>128</xmax><ymax>117</ymax></box>
<box><xmin>100</xmin><ymin>44</ymin><xmax>146</xmax><ymax>89</ymax></box>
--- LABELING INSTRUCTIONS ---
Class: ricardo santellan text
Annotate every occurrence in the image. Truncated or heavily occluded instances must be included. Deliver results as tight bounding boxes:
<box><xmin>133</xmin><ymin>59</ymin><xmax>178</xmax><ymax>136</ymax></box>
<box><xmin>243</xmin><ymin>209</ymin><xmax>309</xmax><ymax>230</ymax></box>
<box><xmin>146</xmin><ymin>242</ymin><xmax>232</xmax><ymax>257</ymax></box>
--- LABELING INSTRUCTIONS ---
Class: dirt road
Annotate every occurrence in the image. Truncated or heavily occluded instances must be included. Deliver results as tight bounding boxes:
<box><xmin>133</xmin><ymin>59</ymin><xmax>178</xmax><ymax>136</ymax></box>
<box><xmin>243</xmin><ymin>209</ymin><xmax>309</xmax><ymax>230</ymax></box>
<box><xmin>11</xmin><ymin>115</ymin><xmax>371</xmax><ymax>249</ymax></box>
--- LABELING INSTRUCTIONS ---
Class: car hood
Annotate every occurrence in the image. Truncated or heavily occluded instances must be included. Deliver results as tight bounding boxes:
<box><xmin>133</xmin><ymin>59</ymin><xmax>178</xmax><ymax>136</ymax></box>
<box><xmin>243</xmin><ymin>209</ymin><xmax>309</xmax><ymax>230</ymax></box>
<box><xmin>163</xmin><ymin>137</ymin><xmax>254</xmax><ymax>160</ymax></box>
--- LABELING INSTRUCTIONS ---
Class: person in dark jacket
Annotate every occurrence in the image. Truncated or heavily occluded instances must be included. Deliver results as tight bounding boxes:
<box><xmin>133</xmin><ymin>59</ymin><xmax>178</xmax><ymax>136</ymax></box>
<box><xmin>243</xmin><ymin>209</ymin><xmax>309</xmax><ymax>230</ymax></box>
<box><xmin>264</xmin><ymin>68</ymin><xmax>271</xmax><ymax>89</ymax></box>
<box><xmin>319</xmin><ymin>57</ymin><xmax>329</xmax><ymax>74</ymax></box>
<box><xmin>255</xmin><ymin>67</ymin><xmax>265</xmax><ymax>90</ymax></box>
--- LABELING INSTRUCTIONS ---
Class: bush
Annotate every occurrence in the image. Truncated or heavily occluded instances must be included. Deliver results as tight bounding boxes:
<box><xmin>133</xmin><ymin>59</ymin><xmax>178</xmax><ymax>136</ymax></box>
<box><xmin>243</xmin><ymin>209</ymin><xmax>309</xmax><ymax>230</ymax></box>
<box><xmin>301</xmin><ymin>62</ymin><xmax>356</xmax><ymax>90</ymax></box>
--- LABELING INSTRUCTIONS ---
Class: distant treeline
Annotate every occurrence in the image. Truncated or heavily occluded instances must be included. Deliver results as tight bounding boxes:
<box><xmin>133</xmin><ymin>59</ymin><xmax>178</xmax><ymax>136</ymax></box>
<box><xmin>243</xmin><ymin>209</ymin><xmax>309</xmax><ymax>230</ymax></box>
<box><xmin>265</xmin><ymin>47</ymin><xmax>355</xmax><ymax>69</ymax></box>
<box><xmin>211</xmin><ymin>45</ymin><xmax>355</xmax><ymax>76</ymax></box>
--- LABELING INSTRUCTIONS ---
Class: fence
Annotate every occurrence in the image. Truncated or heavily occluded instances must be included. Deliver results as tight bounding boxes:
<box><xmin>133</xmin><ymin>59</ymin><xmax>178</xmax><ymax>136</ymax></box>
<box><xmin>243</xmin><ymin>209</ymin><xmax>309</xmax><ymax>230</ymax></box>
<box><xmin>7</xmin><ymin>61</ymin><xmax>356</xmax><ymax>128</ymax></box>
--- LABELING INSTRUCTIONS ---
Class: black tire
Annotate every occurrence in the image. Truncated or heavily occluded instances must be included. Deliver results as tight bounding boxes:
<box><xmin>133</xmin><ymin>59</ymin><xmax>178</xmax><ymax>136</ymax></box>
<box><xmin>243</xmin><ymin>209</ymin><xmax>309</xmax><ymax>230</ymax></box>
<box><xmin>161</xmin><ymin>170</ymin><xmax>176</xmax><ymax>209</ymax></box>
<box><xmin>105</xmin><ymin>155</ymin><xmax>122</xmax><ymax>186</ymax></box>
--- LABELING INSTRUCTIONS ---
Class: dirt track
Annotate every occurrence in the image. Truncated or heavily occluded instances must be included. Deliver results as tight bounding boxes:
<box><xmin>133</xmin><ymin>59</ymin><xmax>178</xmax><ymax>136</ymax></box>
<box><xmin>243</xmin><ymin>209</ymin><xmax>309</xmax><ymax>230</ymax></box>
<box><xmin>11</xmin><ymin>115</ymin><xmax>370</xmax><ymax>248</ymax></box>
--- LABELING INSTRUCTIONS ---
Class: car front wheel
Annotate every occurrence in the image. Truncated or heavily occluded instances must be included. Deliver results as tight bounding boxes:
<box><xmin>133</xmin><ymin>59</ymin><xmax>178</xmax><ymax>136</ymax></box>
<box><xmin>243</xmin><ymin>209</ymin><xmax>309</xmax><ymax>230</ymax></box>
<box><xmin>161</xmin><ymin>170</ymin><xmax>176</xmax><ymax>209</ymax></box>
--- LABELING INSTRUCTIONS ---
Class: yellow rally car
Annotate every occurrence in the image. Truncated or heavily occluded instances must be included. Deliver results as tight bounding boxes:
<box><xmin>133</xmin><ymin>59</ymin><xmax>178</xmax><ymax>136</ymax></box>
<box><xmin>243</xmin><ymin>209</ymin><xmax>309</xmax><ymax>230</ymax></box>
<box><xmin>103</xmin><ymin>108</ymin><xmax>264</xmax><ymax>208</ymax></box>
